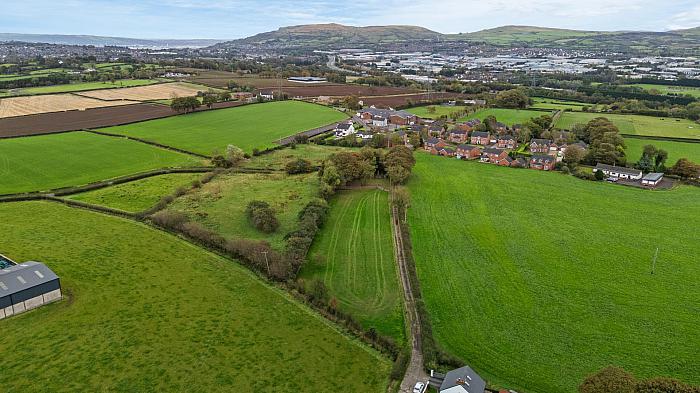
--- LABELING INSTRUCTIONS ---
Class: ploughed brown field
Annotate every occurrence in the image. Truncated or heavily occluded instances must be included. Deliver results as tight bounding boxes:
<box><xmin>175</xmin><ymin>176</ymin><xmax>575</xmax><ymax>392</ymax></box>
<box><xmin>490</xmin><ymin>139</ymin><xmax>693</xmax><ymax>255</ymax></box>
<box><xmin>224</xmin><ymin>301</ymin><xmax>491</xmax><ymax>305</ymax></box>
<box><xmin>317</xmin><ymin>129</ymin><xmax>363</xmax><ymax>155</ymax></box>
<box><xmin>360</xmin><ymin>92</ymin><xmax>464</xmax><ymax>107</ymax></box>
<box><xmin>0</xmin><ymin>100</ymin><xmax>246</xmax><ymax>138</ymax></box>
<box><xmin>75</xmin><ymin>82</ymin><xmax>206</xmax><ymax>101</ymax></box>
<box><xmin>0</xmin><ymin>94</ymin><xmax>139</xmax><ymax>118</ymax></box>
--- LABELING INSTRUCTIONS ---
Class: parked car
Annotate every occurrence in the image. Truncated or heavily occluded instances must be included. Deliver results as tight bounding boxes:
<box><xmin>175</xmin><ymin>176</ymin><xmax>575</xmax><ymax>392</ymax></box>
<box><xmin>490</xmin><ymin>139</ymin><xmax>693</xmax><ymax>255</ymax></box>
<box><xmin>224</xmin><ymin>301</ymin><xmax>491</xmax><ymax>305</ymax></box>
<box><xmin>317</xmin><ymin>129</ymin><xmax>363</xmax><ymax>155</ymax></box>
<box><xmin>413</xmin><ymin>381</ymin><xmax>426</xmax><ymax>393</ymax></box>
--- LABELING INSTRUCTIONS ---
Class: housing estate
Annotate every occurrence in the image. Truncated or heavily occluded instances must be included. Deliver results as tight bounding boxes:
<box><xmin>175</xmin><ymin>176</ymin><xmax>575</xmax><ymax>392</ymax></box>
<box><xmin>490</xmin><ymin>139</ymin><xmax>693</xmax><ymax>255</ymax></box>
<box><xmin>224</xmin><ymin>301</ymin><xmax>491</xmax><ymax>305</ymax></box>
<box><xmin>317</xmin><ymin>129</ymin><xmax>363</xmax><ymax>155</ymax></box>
<box><xmin>0</xmin><ymin>259</ymin><xmax>62</xmax><ymax>320</ymax></box>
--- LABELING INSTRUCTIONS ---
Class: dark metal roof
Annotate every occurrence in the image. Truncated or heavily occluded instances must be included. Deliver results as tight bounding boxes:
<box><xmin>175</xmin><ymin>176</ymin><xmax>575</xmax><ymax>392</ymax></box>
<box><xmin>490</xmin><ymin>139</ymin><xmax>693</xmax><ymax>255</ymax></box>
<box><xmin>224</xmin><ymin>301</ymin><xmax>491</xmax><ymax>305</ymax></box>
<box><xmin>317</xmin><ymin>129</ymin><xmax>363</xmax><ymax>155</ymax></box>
<box><xmin>439</xmin><ymin>366</ymin><xmax>486</xmax><ymax>393</ymax></box>
<box><xmin>642</xmin><ymin>172</ymin><xmax>664</xmax><ymax>181</ymax></box>
<box><xmin>595</xmin><ymin>163</ymin><xmax>642</xmax><ymax>176</ymax></box>
<box><xmin>0</xmin><ymin>262</ymin><xmax>59</xmax><ymax>297</ymax></box>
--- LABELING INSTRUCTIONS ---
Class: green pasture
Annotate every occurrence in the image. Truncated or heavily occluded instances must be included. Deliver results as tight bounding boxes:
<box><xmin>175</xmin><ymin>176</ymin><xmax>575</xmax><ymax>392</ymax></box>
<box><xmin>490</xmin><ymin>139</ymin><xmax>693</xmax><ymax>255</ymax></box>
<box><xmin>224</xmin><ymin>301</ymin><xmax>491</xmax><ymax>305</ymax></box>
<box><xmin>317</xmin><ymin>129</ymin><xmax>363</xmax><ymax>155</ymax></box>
<box><xmin>556</xmin><ymin>112</ymin><xmax>700</xmax><ymax>139</ymax></box>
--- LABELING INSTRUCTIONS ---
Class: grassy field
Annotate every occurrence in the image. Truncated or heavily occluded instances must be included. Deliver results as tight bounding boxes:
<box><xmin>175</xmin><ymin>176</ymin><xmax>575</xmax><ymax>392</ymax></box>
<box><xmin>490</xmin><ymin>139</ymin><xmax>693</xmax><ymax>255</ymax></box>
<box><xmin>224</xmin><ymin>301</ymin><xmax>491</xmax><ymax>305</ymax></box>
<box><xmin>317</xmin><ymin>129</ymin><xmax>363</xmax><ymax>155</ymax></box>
<box><xmin>101</xmin><ymin>101</ymin><xmax>348</xmax><ymax>155</ymax></box>
<box><xmin>408</xmin><ymin>153</ymin><xmax>700</xmax><ymax>393</ymax></box>
<box><xmin>0</xmin><ymin>201</ymin><xmax>390</xmax><ymax>392</ymax></box>
<box><xmin>407</xmin><ymin>105</ymin><xmax>468</xmax><ymax>119</ymax></box>
<box><xmin>13</xmin><ymin>79</ymin><xmax>161</xmax><ymax>95</ymax></box>
<box><xmin>67</xmin><ymin>172</ymin><xmax>204</xmax><ymax>213</ymax></box>
<box><xmin>300</xmin><ymin>189</ymin><xmax>404</xmax><ymax>341</ymax></box>
<box><xmin>624</xmin><ymin>138</ymin><xmax>700</xmax><ymax>165</ymax></box>
<box><xmin>0</xmin><ymin>132</ymin><xmax>201</xmax><ymax>195</ymax></box>
<box><xmin>629</xmin><ymin>83</ymin><xmax>700</xmax><ymax>98</ymax></box>
<box><xmin>168</xmin><ymin>172</ymin><xmax>319</xmax><ymax>250</ymax></box>
<box><xmin>530</xmin><ymin>97</ymin><xmax>587</xmax><ymax>111</ymax></box>
<box><xmin>465</xmin><ymin>108</ymin><xmax>553</xmax><ymax>125</ymax></box>
<box><xmin>243</xmin><ymin>144</ymin><xmax>352</xmax><ymax>170</ymax></box>
<box><xmin>556</xmin><ymin>112</ymin><xmax>700</xmax><ymax>139</ymax></box>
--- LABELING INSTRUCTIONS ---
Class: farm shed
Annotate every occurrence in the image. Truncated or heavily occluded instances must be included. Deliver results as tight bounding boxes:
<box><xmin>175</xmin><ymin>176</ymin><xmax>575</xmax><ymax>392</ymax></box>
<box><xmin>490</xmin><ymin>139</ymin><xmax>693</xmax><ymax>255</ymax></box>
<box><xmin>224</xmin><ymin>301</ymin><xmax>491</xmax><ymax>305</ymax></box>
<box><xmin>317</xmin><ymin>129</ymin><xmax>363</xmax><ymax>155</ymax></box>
<box><xmin>439</xmin><ymin>366</ymin><xmax>486</xmax><ymax>393</ymax></box>
<box><xmin>0</xmin><ymin>261</ymin><xmax>61</xmax><ymax>320</ymax></box>
<box><xmin>641</xmin><ymin>172</ymin><xmax>664</xmax><ymax>187</ymax></box>
<box><xmin>593</xmin><ymin>163</ymin><xmax>643</xmax><ymax>180</ymax></box>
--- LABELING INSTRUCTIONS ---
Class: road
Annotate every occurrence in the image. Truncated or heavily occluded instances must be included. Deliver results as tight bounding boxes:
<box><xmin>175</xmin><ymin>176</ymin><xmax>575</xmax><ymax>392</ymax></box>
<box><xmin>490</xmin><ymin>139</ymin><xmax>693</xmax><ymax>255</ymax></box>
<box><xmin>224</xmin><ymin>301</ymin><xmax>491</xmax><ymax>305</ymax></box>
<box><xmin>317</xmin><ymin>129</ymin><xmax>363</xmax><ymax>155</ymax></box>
<box><xmin>277</xmin><ymin>122</ymin><xmax>338</xmax><ymax>145</ymax></box>
<box><xmin>391</xmin><ymin>205</ymin><xmax>429</xmax><ymax>393</ymax></box>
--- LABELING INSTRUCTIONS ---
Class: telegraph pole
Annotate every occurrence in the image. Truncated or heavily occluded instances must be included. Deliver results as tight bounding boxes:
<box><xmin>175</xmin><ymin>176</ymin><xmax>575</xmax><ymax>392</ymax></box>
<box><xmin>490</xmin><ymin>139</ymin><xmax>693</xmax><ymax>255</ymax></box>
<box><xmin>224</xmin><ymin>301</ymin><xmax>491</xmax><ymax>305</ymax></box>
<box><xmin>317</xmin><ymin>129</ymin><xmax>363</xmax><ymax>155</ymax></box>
<box><xmin>262</xmin><ymin>251</ymin><xmax>270</xmax><ymax>275</ymax></box>
<box><xmin>651</xmin><ymin>247</ymin><xmax>659</xmax><ymax>274</ymax></box>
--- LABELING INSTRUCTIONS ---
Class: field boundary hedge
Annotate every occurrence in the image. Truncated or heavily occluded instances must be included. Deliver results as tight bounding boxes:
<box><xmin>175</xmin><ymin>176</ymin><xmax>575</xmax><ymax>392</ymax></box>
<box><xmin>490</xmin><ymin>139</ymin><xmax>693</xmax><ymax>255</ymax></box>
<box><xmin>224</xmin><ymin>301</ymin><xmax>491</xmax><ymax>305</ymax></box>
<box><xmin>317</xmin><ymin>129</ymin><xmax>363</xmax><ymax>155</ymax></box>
<box><xmin>621</xmin><ymin>134</ymin><xmax>700</xmax><ymax>143</ymax></box>
<box><xmin>86</xmin><ymin>129</ymin><xmax>212</xmax><ymax>158</ymax></box>
<box><xmin>0</xmin><ymin>167</ymin><xmax>215</xmax><ymax>200</ymax></box>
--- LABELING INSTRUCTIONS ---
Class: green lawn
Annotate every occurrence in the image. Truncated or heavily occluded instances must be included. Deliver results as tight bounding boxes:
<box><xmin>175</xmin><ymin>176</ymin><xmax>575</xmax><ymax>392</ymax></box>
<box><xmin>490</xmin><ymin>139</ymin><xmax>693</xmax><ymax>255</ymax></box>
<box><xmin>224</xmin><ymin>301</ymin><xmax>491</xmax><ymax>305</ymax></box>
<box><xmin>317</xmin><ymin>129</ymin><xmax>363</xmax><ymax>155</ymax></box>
<box><xmin>629</xmin><ymin>84</ymin><xmax>700</xmax><ymax>98</ymax></box>
<box><xmin>0</xmin><ymin>132</ymin><xmax>202</xmax><ymax>195</ymax></box>
<box><xmin>101</xmin><ymin>101</ymin><xmax>349</xmax><ymax>155</ymax></box>
<box><xmin>0</xmin><ymin>201</ymin><xmax>390</xmax><ymax>392</ymax></box>
<box><xmin>408</xmin><ymin>153</ymin><xmax>700</xmax><ymax>393</ymax></box>
<box><xmin>624</xmin><ymin>138</ymin><xmax>700</xmax><ymax>165</ymax></box>
<box><xmin>168</xmin><ymin>172</ymin><xmax>320</xmax><ymax>250</ymax></box>
<box><xmin>464</xmin><ymin>108</ymin><xmax>553</xmax><ymax>125</ymax></box>
<box><xmin>300</xmin><ymin>189</ymin><xmax>404</xmax><ymax>341</ymax></box>
<box><xmin>13</xmin><ymin>79</ymin><xmax>160</xmax><ymax>95</ymax></box>
<box><xmin>530</xmin><ymin>97</ymin><xmax>587</xmax><ymax>111</ymax></box>
<box><xmin>556</xmin><ymin>112</ymin><xmax>700</xmax><ymax>139</ymax></box>
<box><xmin>67</xmin><ymin>172</ymin><xmax>204</xmax><ymax>213</ymax></box>
<box><xmin>407</xmin><ymin>105</ymin><xmax>468</xmax><ymax>119</ymax></box>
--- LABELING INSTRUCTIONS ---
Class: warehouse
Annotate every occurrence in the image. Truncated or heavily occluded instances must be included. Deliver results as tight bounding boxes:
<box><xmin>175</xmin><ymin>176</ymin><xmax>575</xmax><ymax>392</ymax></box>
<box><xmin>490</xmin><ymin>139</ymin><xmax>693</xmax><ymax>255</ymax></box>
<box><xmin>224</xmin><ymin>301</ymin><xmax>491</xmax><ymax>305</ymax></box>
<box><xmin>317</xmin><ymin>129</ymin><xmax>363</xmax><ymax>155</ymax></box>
<box><xmin>0</xmin><ymin>261</ymin><xmax>61</xmax><ymax>320</ymax></box>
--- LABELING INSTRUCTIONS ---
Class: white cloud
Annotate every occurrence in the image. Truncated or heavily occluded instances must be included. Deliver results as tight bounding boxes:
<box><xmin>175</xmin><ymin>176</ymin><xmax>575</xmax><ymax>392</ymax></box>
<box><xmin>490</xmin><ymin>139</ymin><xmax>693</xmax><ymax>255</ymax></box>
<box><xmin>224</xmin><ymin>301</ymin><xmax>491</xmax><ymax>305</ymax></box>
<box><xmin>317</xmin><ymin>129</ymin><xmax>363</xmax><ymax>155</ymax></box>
<box><xmin>667</xmin><ymin>4</ymin><xmax>700</xmax><ymax>30</ymax></box>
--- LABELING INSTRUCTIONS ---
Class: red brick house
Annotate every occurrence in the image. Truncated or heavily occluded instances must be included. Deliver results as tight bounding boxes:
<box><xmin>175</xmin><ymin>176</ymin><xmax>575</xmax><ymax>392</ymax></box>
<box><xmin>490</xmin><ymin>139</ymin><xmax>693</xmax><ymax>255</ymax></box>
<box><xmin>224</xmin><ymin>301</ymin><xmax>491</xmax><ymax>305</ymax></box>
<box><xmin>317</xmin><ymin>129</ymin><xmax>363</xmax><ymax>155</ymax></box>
<box><xmin>481</xmin><ymin>147</ymin><xmax>508</xmax><ymax>163</ymax></box>
<box><xmin>448</xmin><ymin>130</ymin><xmax>469</xmax><ymax>143</ymax></box>
<box><xmin>530</xmin><ymin>155</ymin><xmax>556</xmax><ymax>171</ymax></box>
<box><xmin>496</xmin><ymin>135</ymin><xmax>516</xmax><ymax>149</ymax></box>
<box><xmin>470</xmin><ymin>131</ymin><xmax>490</xmax><ymax>145</ymax></box>
<box><xmin>456</xmin><ymin>144</ymin><xmax>482</xmax><ymax>160</ymax></box>
<box><xmin>496</xmin><ymin>156</ymin><xmax>514</xmax><ymax>166</ymax></box>
<box><xmin>424</xmin><ymin>137</ymin><xmax>446</xmax><ymax>151</ymax></box>
<box><xmin>437</xmin><ymin>146</ymin><xmax>456</xmax><ymax>157</ymax></box>
<box><xmin>530</xmin><ymin>139</ymin><xmax>552</xmax><ymax>153</ymax></box>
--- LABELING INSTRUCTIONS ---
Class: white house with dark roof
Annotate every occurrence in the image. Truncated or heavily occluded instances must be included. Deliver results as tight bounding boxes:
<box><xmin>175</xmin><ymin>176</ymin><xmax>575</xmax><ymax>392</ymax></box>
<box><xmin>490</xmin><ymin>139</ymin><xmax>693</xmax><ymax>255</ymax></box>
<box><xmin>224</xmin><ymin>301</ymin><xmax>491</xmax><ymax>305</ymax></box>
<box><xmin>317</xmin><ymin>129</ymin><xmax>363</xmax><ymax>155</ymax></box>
<box><xmin>594</xmin><ymin>163</ymin><xmax>643</xmax><ymax>180</ymax></box>
<box><xmin>641</xmin><ymin>172</ymin><xmax>664</xmax><ymax>187</ymax></box>
<box><xmin>334</xmin><ymin>122</ymin><xmax>356</xmax><ymax>138</ymax></box>
<box><xmin>439</xmin><ymin>366</ymin><xmax>486</xmax><ymax>393</ymax></box>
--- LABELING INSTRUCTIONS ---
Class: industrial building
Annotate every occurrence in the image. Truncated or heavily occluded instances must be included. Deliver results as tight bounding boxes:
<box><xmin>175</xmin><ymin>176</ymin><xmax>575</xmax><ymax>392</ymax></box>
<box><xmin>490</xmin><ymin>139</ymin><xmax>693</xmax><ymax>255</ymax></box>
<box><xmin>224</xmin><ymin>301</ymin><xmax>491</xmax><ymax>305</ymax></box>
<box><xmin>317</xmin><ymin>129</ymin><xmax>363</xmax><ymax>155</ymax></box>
<box><xmin>0</xmin><ymin>258</ymin><xmax>61</xmax><ymax>320</ymax></box>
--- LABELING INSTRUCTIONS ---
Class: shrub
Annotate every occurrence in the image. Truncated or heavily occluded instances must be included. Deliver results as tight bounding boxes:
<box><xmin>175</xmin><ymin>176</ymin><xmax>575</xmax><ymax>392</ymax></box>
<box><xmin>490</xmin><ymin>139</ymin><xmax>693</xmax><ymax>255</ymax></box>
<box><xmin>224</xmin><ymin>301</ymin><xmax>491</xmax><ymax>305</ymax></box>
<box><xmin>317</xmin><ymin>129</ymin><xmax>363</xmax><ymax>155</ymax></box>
<box><xmin>245</xmin><ymin>201</ymin><xmax>280</xmax><ymax>233</ymax></box>
<box><xmin>595</xmin><ymin>169</ymin><xmax>606</xmax><ymax>181</ymax></box>
<box><xmin>151</xmin><ymin>210</ymin><xmax>188</xmax><ymax>229</ymax></box>
<box><xmin>285</xmin><ymin>158</ymin><xmax>314</xmax><ymax>174</ymax></box>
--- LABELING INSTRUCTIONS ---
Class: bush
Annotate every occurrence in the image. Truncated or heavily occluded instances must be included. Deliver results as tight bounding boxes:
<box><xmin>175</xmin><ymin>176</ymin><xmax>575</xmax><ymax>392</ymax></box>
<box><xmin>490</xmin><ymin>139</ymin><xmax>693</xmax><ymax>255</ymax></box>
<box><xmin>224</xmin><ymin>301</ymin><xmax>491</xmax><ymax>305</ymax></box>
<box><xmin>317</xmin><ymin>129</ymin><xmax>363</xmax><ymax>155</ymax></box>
<box><xmin>594</xmin><ymin>169</ymin><xmax>606</xmax><ymax>180</ymax></box>
<box><xmin>285</xmin><ymin>158</ymin><xmax>314</xmax><ymax>174</ymax></box>
<box><xmin>245</xmin><ymin>201</ymin><xmax>280</xmax><ymax>233</ymax></box>
<box><xmin>151</xmin><ymin>210</ymin><xmax>188</xmax><ymax>229</ymax></box>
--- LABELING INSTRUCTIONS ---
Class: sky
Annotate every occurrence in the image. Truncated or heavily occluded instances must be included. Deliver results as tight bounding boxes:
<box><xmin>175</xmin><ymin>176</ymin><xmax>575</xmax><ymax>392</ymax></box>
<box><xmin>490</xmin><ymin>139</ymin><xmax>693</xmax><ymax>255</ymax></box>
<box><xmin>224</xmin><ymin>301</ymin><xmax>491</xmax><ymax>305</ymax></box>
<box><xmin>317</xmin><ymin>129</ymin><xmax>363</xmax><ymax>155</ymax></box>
<box><xmin>2</xmin><ymin>0</ymin><xmax>700</xmax><ymax>39</ymax></box>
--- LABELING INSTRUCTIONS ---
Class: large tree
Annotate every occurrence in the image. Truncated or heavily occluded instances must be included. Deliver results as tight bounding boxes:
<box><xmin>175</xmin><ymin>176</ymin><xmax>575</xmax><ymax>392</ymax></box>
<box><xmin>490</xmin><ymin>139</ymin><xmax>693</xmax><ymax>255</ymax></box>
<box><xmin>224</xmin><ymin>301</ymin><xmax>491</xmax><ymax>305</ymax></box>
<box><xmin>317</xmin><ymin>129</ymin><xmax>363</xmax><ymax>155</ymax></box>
<box><xmin>494</xmin><ymin>88</ymin><xmax>530</xmax><ymax>109</ymax></box>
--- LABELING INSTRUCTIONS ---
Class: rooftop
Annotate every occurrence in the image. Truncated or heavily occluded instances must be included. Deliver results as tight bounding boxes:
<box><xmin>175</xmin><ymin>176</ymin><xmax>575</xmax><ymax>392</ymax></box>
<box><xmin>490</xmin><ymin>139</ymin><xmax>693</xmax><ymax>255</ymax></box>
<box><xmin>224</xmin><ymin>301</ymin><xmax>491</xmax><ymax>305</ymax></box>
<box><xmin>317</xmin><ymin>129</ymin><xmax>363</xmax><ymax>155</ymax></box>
<box><xmin>0</xmin><ymin>261</ymin><xmax>59</xmax><ymax>297</ymax></box>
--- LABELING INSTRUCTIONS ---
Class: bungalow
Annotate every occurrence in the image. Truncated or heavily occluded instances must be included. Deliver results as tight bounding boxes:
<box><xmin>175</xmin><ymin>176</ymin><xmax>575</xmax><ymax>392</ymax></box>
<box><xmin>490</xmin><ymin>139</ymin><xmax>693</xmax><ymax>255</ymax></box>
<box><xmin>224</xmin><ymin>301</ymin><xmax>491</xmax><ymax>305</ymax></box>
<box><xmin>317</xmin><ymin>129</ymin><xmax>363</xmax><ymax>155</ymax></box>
<box><xmin>456</xmin><ymin>144</ymin><xmax>482</xmax><ymax>160</ymax></box>
<box><xmin>334</xmin><ymin>122</ymin><xmax>356</xmax><ymax>138</ymax></box>
<box><xmin>424</xmin><ymin>137</ymin><xmax>446</xmax><ymax>151</ymax></box>
<box><xmin>593</xmin><ymin>163</ymin><xmax>643</xmax><ymax>180</ymax></box>
<box><xmin>356</xmin><ymin>131</ymin><xmax>374</xmax><ymax>140</ymax></box>
<box><xmin>641</xmin><ymin>172</ymin><xmax>664</xmax><ymax>187</ymax></box>
<box><xmin>470</xmin><ymin>131</ymin><xmax>490</xmax><ymax>145</ymax></box>
<box><xmin>448</xmin><ymin>129</ymin><xmax>469</xmax><ymax>144</ymax></box>
<box><xmin>496</xmin><ymin>135</ymin><xmax>516</xmax><ymax>149</ymax></box>
<box><xmin>438</xmin><ymin>366</ymin><xmax>486</xmax><ymax>393</ymax></box>
<box><xmin>481</xmin><ymin>147</ymin><xmax>508</xmax><ymax>163</ymax></box>
<box><xmin>530</xmin><ymin>138</ymin><xmax>552</xmax><ymax>153</ymax></box>
<box><xmin>530</xmin><ymin>155</ymin><xmax>556</xmax><ymax>171</ymax></box>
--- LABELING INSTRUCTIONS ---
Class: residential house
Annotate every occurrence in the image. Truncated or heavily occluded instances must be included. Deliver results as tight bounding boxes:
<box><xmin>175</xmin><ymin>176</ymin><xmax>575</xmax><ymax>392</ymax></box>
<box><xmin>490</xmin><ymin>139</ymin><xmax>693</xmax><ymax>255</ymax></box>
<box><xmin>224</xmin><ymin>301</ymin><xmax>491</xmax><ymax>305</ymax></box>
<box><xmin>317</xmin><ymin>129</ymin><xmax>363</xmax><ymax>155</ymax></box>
<box><xmin>496</xmin><ymin>156</ymin><xmax>514</xmax><ymax>166</ymax></box>
<box><xmin>481</xmin><ymin>147</ymin><xmax>508</xmax><ymax>163</ymax></box>
<box><xmin>438</xmin><ymin>366</ymin><xmax>486</xmax><ymax>393</ymax></box>
<box><xmin>456</xmin><ymin>145</ymin><xmax>482</xmax><ymax>160</ymax></box>
<box><xmin>424</xmin><ymin>137</ymin><xmax>446</xmax><ymax>151</ymax></box>
<box><xmin>594</xmin><ymin>163</ymin><xmax>643</xmax><ymax>180</ymax></box>
<box><xmin>448</xmin><ymin>129</ymin><xmax>469</xmax><ymax>144</ymax></box>
<box><xmin>371</xmin><ymin>115</ymin><xmax>388</xmax><ymax>127</ymax></box>
<box><xmin>511</xmin><ymin>157</ymin><xmax>528</xmax><ymax>168</ymax></box>
<box><xmin>428</xmin><ymin>123</ymin><xmax>444</xmax><ymax>136</ymax></box>
<box><xmin>530</xmin><ymin>138</ymin><xmax>552</xmax><ymax>153</ymax></box>
<box><xmin>334</xmin><ymin>122</ymin><xmax>356</xmax><ymax>138</ymax></box>
<box><xmin>436</xmin><ymin>146</ymin><xmax>456</xmax><ymax>157</ymax></box>
<box><xmin>470</xmin><ymin>131</ymin><xmax>490</xmax><ymax>145</ymax></box>
<box><xmin>496</xmin><ymin>135</ymin><xmax>516</xmax><ymax>149</ymax></box>
<box><xmin>454</xmin><ymin>119</ymin><xmax>481</xmax><ymax>132</ymax></box>
<box><xmin>641</xmin><ymin>172</ymin><xmax>664</xmax><ymax>187</ymax></box>
<box><xmin>358</xmin><ymin>107</ymin><xmax>417</xmax><ymax>126</ymax></box>
<box><xmin>530</xmin><ymin>155</ymin><xmax>556</xmax><ymax>171</ymax></box>
<box><xmin>356</xmin><ymin>131</ymin><xmax>374</xmax><ymax>140</ymax></box>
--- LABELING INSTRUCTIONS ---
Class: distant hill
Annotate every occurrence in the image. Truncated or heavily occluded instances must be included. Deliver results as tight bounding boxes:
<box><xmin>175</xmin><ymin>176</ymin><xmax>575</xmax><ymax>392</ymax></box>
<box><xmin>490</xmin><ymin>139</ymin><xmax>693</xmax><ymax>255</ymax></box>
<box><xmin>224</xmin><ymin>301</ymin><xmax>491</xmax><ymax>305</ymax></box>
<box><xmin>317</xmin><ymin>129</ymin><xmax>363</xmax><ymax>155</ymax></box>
<box><xmin>449</xmin><ymin>25</ymin><xmax>700</xmax><ymax>55</ymax></box>
<box><xmin>0</xmin><ymin>33</ymin><xmax>223</xmax><ymax>48</ymax></box>
<box><xmin>212</xmin><ymin>23</ymin><xmax>442</xmax><ymax>50</ymax></box>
